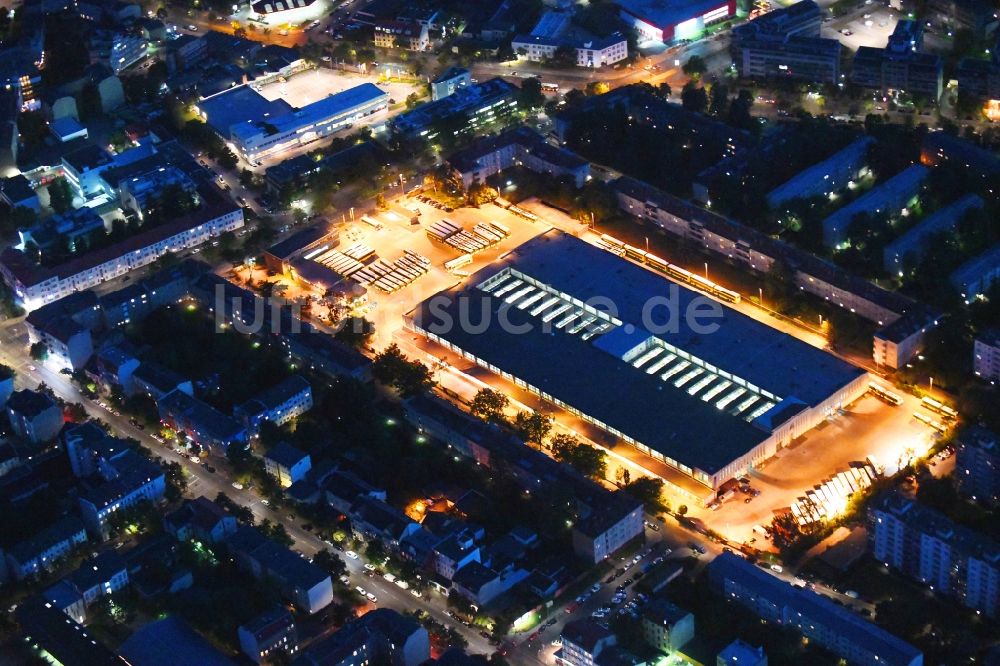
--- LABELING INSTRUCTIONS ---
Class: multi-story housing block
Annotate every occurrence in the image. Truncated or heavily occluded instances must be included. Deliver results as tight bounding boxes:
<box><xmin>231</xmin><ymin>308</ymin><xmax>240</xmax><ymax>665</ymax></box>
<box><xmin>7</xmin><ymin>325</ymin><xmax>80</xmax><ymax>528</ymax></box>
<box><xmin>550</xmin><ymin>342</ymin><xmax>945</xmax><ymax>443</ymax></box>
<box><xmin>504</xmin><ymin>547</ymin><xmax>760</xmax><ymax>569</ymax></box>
<box><xmin>869</xmin><ymin>492</ymin><xmax>1000</xmax><ymax>618</ymax></box>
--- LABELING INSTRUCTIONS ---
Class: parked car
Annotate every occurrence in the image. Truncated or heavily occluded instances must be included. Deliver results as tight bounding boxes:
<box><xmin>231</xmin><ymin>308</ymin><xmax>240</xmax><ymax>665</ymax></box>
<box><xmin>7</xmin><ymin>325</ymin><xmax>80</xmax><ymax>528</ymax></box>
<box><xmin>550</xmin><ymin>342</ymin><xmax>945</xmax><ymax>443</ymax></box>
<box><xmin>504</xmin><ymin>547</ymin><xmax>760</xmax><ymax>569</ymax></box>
<box><xmin>345</xmin><ymin>550</ymin><xmax>359</xmax><ymax>560</ymax></box>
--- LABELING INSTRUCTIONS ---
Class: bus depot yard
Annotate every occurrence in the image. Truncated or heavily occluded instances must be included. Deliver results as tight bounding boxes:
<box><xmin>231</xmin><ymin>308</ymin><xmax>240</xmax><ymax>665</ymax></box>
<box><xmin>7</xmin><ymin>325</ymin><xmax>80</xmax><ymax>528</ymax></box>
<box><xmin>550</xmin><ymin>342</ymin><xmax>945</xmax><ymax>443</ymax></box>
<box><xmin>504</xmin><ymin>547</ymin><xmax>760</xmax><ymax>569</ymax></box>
<box><xmin>246</xmin><ymin>191</ymin><xmax>955</xmax><ymax>549</ymax></box>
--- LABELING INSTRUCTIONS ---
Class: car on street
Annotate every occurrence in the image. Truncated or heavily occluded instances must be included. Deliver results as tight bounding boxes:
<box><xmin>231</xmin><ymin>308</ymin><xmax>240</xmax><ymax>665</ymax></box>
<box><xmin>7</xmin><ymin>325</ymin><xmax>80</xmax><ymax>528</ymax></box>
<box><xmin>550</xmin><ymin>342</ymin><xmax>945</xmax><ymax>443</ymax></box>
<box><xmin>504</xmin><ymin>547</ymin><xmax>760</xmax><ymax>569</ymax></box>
<box><xmin>231</xmin><ymin>482</ymin><xmax>243</xmax><ymax>490</ymax></box>
<box><xmin>364</xmin><ymin>563</ymin><xmax>376</xmax><ymax>572</ymax></box>
<box><xmin>590</xmin><ymin>583</ymin><xmax>601</xmax><ymax>593</ymax></box>
<box><xmin>366</xmin><ymin>592</ymin><xmax>377</xmax><ymax>603</ymax></box>
<box><xmin>345</xmin><ymin>550</ymin><xmax>359</xmax><ymax>560</ymax></box>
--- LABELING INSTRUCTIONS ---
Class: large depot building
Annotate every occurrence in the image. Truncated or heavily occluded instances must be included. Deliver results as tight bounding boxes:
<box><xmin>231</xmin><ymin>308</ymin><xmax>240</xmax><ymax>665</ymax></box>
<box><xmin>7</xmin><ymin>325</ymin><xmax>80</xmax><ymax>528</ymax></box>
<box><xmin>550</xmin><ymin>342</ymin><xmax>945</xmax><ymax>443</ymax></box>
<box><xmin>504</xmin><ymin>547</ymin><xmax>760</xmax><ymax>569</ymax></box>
<box><xmin>408</xmin><ymin>231</ymin><xmax>868</xmax><ymax>500</ymax></box>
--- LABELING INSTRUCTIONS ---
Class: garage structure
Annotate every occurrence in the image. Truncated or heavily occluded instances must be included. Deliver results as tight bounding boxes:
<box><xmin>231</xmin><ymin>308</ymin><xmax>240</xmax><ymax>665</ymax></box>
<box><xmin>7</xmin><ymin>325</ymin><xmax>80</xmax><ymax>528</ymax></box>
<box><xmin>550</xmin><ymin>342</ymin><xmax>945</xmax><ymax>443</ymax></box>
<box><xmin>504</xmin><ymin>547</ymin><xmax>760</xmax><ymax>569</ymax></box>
<box><xmin>407</xmin><ymin>230</ymin><xmax>869</xmax><ymax>500</ymax></box>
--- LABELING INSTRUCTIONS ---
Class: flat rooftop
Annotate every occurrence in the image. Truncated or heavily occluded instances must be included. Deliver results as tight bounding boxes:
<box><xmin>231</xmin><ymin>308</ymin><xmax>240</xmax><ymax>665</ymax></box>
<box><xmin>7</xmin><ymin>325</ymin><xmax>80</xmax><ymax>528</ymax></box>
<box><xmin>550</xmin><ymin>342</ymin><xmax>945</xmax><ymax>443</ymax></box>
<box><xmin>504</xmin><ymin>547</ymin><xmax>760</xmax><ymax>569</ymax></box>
<box><xmin>617</xmin><ymin>0</ymin><xmax>730</xmax><ymax>29</ymax></box>
<box><xmin>197</xmin><ymin>85</ymin><xmax>293</xmax><ymax>137</ymax></box>
<box><xmin>411</xmin><ymin>231</ymin><xmax>864</xmax><ymax>475</ymax></box>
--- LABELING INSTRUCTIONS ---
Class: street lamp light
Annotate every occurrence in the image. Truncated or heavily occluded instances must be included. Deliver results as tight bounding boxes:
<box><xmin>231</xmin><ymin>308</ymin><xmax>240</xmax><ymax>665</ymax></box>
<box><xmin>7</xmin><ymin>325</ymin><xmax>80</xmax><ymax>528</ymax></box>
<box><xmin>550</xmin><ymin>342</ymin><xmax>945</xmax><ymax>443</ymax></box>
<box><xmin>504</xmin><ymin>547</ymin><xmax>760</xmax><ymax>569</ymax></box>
<box><xmin>704</xmin><ymin>262</ymin><xmax>709</xmax><ymax>280</ymax></box>
<box><xmin>758</xmin><ymin>287</ymin><xmax>763</xmax><ymax>309</ymax></box>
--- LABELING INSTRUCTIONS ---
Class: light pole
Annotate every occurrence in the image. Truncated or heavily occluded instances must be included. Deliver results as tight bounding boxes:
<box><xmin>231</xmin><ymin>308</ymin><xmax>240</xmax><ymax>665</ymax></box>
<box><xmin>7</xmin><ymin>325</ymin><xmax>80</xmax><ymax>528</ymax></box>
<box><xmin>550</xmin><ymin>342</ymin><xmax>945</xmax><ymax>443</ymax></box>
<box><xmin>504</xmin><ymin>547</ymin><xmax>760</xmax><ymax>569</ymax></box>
<box><xmin>645</xmin><ymin>236</ymin><xmax>649</xmax><ymax>253</ymax></box>
<box><xmin>758</xmin><ymin>287</ymin><xmax>763</xmax><ymax>309</ymax></box>
<box><xmin>704</xmin><ymin>262</ymin><xmax>709</xmax><ymax>280</ymax></box>
<box><xmin>929</xmin><ymin>377</ymin><xmax>934</xmax><ymax>394</ymax></box>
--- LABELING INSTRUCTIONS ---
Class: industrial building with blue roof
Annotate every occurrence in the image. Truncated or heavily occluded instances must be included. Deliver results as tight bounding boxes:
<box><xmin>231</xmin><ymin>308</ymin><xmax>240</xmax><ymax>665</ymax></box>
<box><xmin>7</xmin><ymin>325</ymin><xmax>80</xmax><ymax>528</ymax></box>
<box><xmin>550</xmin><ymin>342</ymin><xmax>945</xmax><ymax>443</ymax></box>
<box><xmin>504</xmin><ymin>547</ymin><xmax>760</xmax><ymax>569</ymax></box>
<box><xmin>408</xmin><ymin>230</ymin><xmax>868</xmax><ymax>497</ymax></box>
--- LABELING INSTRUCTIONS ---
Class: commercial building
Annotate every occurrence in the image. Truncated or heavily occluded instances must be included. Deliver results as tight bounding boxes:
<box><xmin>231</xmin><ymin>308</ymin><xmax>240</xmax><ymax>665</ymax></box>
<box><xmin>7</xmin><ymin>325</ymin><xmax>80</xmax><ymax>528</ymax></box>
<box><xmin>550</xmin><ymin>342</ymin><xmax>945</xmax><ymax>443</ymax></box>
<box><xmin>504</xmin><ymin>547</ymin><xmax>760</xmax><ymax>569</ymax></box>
<box><xmin>431</xmin><ymin>67</ymin><xmax>472</xmax><ymax>101</ymax></box>
<box><xmin>5</xmin><ymin>516</ymin><xmax>89</xmax><ymax>580</ymax></box>
<box><xmin>390</xmin><ymin>77</ymin><xmax>519</xmax><ymax>140</ymax></box>
<box><xmin>512</xmin><ymin>22</ymin><xmax>629</xmax><ymax>68</ymax></box>
<box><xmin>822</xmin><ymin>164</ymin><xmax>928</xmax><ymax>248</ymax></box>
<box><xmin>734</xmin><ymin>34</ymin><xmax>841</xmax><ymax>84</ymax></box>
<box><xmin>950</xmin><ymin>244</ymin><xmax>1000</xmax><ymax>303</ymax></box>
<box><xmin>264</xmin><ymin>441</ymin><xmax>312</xmax><ymax>488</ymax></box>
<box><xmin>227</xmin><ymin>525</ymin><xmax>334</xmax><ymax>613</ymax></box>
<box><xmin>447</xmin><ymin>127</ymin><xmax>591</xmax><ymax>189</ymax></box>
<box><xmin>615</xmin><ymin>176</ymin><xmax>937</xmax><ymax>369</ymax></box>
<box><xmin>618</xmin><ymin>0</ymin><xmax>736</xmax><ymax>44</ymax></box>
<box><xmin>0</xmin><ymin>186</ymin><xmax>243</xmax><ymax>311</ymax></box>
<box><xmin>408</xmin><ymin>230</ymin><xmax>868</xmax><ymax>498</ymax></box>
<box><xmin>851</xmin><ymin>21</ymin><xmax>943</xmax><ymax>100</ymax></box>
<box><xmin>641</xmin><ymin>598</ymin><xmax>694</xmax><ymax>653</ymax></box>
<box><xmin>731</xmin><ymin>0</ymin><xmax>822</xmax><ymax>41</ymax></box>
<box><xmin>373</xmin><ymin>20</ymin><xmax>430</xmax><ymax>51</ymax></box>
<box><xmin>195</xmin><ymin>82</ymin><xmax>389</xmax><ymax>164</ymax></box>
<box><xmin>883</xmin><ymin>194</ymin><xmax>984</xmax><ymax>275</ymax></box>
<box><xmin>869</xmin><ymin>492</ymin><xmax>1000</xmax><ymax>619</ymax></box>
<box><xmin>955</xmin><ymin>426</ymin><xmax>1000</xmax><ymax>506</ymax></box>
<box><xmin>572</xmin><ymin>491</ymin><xmax>644</xmax><ymax>563</ymax></box>
<box><xmin>708</xmin><ymin>551</ymin><xmax>923</xmax><ymax>666</ymax></box>
<box><xmin>974</xmin><ymin>329</ymin><xmax>1000</xmax><ymax>383</ymax></box>
<box><xmin>766</xmin><ymin>136</ymin><xmax>872</xmax><ymax>209</ymax></box>
<box><xmin>239</xmin><ymin>607</ymin><xmax>299</xmax><ymax>664</ymax></box>
<box><xmin>6</xmin><ymin>389</ymin><xmax>63</xmax><ymax>444</ymax></box>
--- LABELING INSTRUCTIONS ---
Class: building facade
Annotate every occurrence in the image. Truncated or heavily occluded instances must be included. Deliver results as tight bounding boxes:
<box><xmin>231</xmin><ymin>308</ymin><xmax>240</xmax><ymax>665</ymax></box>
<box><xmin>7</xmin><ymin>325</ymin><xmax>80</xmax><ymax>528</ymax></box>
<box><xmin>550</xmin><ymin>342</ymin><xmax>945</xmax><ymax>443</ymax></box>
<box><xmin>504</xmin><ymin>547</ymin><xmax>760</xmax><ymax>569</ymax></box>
<box><xmin>974</xmin><ymin>330</ymin><xmax>1000</xmax><ymax>383</ymax></box>
<box><xmin>869</xmin><ymin>492</ymin><xmax>1000</xmax><ymax>618</ymax></box>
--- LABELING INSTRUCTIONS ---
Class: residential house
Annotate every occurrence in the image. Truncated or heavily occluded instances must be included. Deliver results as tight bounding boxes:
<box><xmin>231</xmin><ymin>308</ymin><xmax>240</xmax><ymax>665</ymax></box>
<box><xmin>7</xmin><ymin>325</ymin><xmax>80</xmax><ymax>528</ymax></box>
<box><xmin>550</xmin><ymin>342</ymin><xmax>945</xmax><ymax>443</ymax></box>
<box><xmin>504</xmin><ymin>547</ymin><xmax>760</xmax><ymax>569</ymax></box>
<box><xmin>264</xmin><ymin>442</ymin><xmax>312</xmax><ymax>488</ymax></box>
<box><xmin>164</xmin><ymin>496</ymin><xmax>239</xmax><ymax>543</ymax></box>
<box><xmin>6</xmin><ymin>389</ymin><xmax>64</xmax><ymax>444</ymax></box>
<box><xmin>239</xmin><ymin>606</ymin><xmax>299</xmax><ymax>664</ymax></box>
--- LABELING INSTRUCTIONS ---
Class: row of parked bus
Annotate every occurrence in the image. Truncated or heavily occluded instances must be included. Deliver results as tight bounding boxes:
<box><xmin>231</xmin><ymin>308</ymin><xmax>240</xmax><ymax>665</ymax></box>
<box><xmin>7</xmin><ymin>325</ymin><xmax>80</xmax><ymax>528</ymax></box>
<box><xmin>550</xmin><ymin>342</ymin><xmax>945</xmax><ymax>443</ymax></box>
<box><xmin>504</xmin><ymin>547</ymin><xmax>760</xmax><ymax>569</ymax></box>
<box><xmin>597</xmin><ymin>234</ymin><xmax>741</xmax><ymax>304</ymax></box>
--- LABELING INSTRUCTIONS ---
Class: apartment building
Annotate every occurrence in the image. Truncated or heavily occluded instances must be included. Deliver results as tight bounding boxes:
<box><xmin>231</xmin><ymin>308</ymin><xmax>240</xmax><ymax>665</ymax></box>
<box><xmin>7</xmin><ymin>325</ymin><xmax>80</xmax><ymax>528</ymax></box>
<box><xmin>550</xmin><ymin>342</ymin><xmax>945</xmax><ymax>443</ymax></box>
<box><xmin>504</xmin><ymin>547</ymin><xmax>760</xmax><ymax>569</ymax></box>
<box><xmin>263</xmin><ymin>442</ymin><xmax>312</xmax><ymax>488</ymax></box>
<box><xmin>974</xmin><ymin>329</ymin><xmax>1000</xmax><ymax>383</ymax></box>
<box><xmin>238</xmin><ymin>607</ymin><xmax>299</xmax><ymax>664</ymax></box>
<box><xmin>5</xmin><ymin>516</ymin><xmax>89</xmax><ymax>580</ymax></box>
<box><xmin>869</xmin><ymin>492</ymin><xmax>1000</xmax><ymax>618</ymax></box>
<box><xmin>6</xmin><ymin>389</ymin><xmax>63</xmax><ymax>444</ymax></box>
<box><xmin>955</xmin><ymin>426</ymin><xmax>1000</xmax><ymax>506</ymax></box>
<box><xmin>0</xmin><ymin>186</ymin><xmax>243</xmax><ymax>311</ymax></box>
<box><xmin>734</xmin><ymin>35</ymin><xmax>842</xmax><ymax>84</ymax></box>
<box><xmin>708</xmin><ymin>551</ymin><xmax>923</xmax><ymax>665</ymax></box>
<box><xmin>234</xmin><ymin>375</ymin><xmax>313</xmax><ymax>432</ymax></box>
<box><xmin>79</xmin><ymin>449</ymin><xmax>167</xmax><ymax>539</ymax></box>
<box><xmin>157</xmin><ymin>388</ymin><xmax>248</xmax><ymax>451</ymax></box>
<box><xmin>852</xmin><ymin>21</ymin><xmax>943</xmax><ymax>100</ymax></box>
<box><xmin>373</xmin><ymin>20</ymin><xmax>429</xmax><ymax>51</ymax></box>
<box><xmin>447</xmin><ymin>126</ymin><xmax>591</xmax><ymax>189</ymax></box>
<box><xmin>571</xmin><ymin>491</ymin><xmax>644</xmax><ymax>564</ymax></box>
